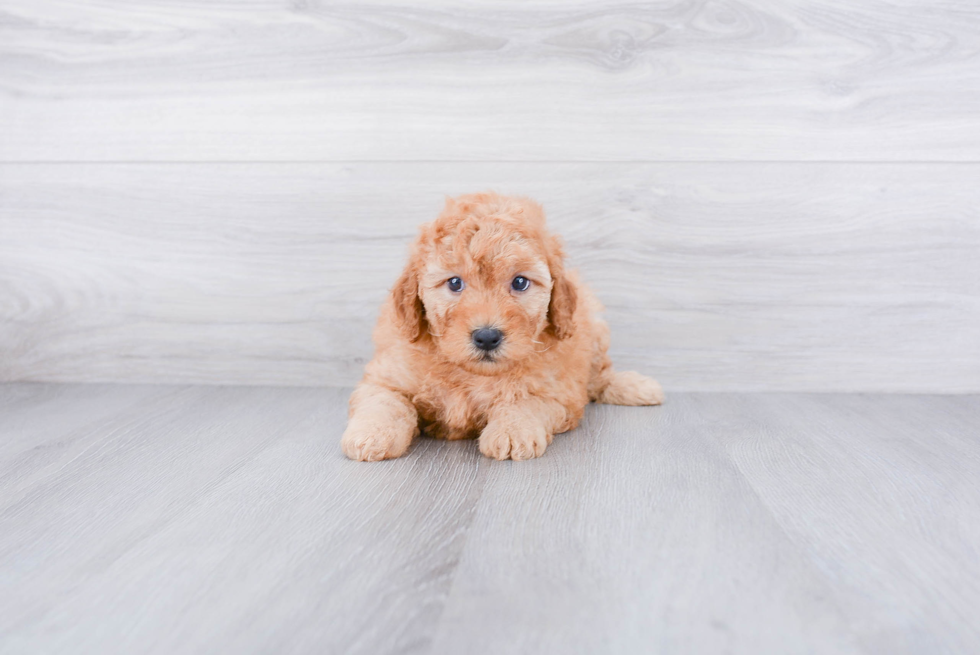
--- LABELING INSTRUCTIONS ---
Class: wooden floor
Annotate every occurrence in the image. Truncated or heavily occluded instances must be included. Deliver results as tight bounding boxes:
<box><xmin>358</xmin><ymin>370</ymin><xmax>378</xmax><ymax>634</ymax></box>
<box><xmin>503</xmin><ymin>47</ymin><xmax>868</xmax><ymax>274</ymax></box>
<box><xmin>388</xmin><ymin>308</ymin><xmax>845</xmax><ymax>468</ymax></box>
<box><xmin>1</xmin><ymin>384</ymin><xmax>978</xmax><ymax>654</ymax></box>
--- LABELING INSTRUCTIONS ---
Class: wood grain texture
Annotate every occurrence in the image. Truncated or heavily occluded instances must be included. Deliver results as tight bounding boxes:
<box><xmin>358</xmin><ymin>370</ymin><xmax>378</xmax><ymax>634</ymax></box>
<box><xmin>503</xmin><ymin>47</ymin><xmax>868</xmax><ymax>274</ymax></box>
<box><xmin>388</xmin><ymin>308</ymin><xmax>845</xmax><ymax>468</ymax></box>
<box><xmin>2</xmin><ymin>0</ymin><xmax>980</xmax><ymax>161</ymax></box>
<box><xmin>2</xmin><ymin>162</ymin><xmax>978</xmax><ymax>391</ymax></box>
<box><xmin>0</xmin><ymin>384</ymin><xmax>485</xmax><ymax>654</ymax></box>
<box><xmin>430</xmin><ymin>392</ymin><xmax>980</xmax><ymax>654</ymax></box>
<box><xmin>1</xmin><ymin>383</ymin><xmax>979</xmax><ymax>653</ymax></box>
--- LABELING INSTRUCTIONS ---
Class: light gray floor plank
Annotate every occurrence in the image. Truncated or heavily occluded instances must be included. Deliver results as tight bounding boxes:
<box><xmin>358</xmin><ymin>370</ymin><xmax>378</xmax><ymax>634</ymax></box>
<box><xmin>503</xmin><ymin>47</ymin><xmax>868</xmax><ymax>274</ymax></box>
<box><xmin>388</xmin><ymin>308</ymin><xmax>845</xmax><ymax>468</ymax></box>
<box><xmin>719</xmin><ymin>394</ymin><xmax>980</xmax><ymax>654</ymax></box>
<box><xmin>0</xmin><ymin>384</ymin><xmax>183</xmax><ymax>508</ymax></box>
<box><xmin>2</xmin><ymin>385</ymin><xmax>979</xmax><ymax>654</ymax></box>
<box><xmin>0</xmin><ymin>385</ymin><xmax>485</xmax><ymax>655</ymax></box>
<box><xmin>2</xmin><ymin>1</ymin><xmax>979</xmax><ymax>161</ymax></box>
<box><xmin>429</xmin><ymin>397</ymin><xmax>862</xmax><ymax>654</ymax></box>
<box><xmin>429</xmin><ymin>395</ymin><xmax>980</xmax><ymax>654</ymax></box>
<box><xmin>3</xmin><ymin>163</ymin><xmax>978</xmax><ymax>392</ymax></box>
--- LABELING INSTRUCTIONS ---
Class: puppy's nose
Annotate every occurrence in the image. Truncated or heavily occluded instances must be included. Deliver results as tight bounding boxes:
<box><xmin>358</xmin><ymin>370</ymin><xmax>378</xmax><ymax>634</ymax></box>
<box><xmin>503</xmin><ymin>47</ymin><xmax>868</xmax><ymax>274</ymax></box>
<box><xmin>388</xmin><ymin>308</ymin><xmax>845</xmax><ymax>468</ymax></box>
<box><xmin>472</xmin><ymin>327</ymin><xmax>503</xmax><ymax>352</ymax></box>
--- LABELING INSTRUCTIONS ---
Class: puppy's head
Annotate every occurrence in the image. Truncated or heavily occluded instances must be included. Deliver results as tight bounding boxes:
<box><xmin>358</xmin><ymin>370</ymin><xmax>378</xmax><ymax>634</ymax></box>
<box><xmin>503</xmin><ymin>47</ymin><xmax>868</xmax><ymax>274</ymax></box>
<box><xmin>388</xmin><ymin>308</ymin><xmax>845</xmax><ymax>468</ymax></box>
<box><xmin>392</xmin><ymin>192</ymin><xmax>577</xmax><ymax>374</ymax></box>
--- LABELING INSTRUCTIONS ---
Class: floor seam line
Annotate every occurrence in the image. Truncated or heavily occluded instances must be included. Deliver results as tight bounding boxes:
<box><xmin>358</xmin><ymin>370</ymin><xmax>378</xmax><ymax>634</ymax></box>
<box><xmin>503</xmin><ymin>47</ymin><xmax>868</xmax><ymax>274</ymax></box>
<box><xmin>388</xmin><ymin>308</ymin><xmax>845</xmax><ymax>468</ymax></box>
<box><xmin>421</xmin><ymin>455</ymin><xmax>492</xmax><ymax>655</ymax></box>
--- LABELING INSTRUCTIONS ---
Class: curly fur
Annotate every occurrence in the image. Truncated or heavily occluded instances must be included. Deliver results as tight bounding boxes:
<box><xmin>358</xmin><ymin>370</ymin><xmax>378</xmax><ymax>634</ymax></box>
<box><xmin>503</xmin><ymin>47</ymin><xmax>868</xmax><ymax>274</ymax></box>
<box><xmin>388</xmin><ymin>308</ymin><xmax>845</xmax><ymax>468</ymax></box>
<box><xmin>342</xmin><ymin>192</ymin><xmax>663</xmax><ymax>461</ymax></box>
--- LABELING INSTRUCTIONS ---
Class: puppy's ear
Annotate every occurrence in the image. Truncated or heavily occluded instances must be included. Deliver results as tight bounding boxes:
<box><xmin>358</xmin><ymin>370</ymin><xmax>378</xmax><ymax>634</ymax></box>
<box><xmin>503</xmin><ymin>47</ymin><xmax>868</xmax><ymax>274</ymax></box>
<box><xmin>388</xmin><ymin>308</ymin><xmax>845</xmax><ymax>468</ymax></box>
<box><xmin>546</xmin><ymin>236</ymin><xmax>577</xmax><ymax>340</ymax></box>
<box><xmin>392</xmin><ymin>264</ymin><xmax>427</xmax><ymax>342</ymax></box>
<box><xmin>548</xmin><ymin>274</ymin><xmax>578</xmax><ymax>340</ymax></box>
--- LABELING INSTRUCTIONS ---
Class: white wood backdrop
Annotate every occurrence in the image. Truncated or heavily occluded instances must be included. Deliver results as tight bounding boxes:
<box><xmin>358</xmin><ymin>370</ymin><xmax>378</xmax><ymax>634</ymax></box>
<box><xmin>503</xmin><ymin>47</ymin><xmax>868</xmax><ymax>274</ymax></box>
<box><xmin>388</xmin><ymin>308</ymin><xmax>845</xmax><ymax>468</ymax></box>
<box><xmin>1</xmin><ymin>0</ymin><xmax>979</xmax><ymax>391</ymax></box>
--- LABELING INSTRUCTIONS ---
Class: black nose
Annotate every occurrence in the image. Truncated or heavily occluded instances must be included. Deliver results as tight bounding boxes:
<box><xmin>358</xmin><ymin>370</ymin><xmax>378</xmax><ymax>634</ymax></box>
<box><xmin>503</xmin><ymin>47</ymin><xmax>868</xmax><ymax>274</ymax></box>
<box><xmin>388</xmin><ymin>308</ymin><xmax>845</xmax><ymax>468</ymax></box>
<box><xmin>472</xmin><ymin>327</ymin><xmax>504</xmax><ymax>352</ymax></box>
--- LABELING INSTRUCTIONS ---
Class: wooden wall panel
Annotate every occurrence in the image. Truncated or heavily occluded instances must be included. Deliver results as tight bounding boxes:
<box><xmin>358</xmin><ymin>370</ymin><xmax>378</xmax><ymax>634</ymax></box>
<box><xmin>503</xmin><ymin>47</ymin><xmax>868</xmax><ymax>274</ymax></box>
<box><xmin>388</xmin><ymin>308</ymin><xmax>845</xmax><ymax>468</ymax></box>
<box><xmin>2</xmin><ymin>1</ymin><xmax>977</xmax><ymax>390</ymax></box>
<box><xmin>2</xmin><ymin>163</ymin><xmax>977</xmax><ymax>391</ymax></box>
<box><xmin>1</xmin><ymin>1</ymin><xmax>979</xmax><ymax>161</ymax></box>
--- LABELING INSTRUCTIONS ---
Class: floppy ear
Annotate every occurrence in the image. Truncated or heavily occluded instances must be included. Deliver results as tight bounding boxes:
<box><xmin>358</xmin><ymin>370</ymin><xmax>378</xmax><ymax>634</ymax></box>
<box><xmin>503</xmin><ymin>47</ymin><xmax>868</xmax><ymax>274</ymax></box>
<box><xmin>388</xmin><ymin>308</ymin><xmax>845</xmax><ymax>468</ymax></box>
<box><xmin>548</xmin><ymin>273</ymin><xmax>578</xmax><ymax>340</ymax></box>
<box><xmin>546</xmin><ymin>235</ymin><xmax>577</xmax><ymax>339</ymax></box>
<box><xmin>391</xmin><ymin>264</ymin><xmax>427</xmax><ymax>342</ymax></box>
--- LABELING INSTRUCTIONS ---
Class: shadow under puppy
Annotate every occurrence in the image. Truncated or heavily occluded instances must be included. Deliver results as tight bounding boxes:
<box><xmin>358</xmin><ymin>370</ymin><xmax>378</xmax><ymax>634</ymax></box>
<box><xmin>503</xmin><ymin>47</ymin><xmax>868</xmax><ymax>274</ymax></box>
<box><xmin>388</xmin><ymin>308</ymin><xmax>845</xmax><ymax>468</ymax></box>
<box><xmin>342</xmin><ymin>192</ymin><xmax>663</xmax><ymax>461</ymax></box>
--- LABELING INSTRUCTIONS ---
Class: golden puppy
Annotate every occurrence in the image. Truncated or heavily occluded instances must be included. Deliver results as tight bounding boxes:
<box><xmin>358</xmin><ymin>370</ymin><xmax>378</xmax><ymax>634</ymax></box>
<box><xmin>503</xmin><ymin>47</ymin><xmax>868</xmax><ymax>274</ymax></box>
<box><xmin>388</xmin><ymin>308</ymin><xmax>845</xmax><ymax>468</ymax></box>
<box><xmin>342</xmin><ymin>192</ymin><xmax>663</xmax><ymax>461</ymax></box>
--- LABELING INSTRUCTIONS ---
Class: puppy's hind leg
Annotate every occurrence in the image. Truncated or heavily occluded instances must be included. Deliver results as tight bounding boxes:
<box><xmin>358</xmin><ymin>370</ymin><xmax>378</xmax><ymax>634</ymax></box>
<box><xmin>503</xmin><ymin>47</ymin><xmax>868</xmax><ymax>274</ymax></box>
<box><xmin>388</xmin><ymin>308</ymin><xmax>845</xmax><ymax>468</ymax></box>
<box><xmin>593</xmin><ymin>370</ymin><xmax>664</xmax><ymax>406</ymax></box>
<box><xmin>586</xmin><ymin>309</ymin><xmax>663</xmax><ymax>406</ymax></box>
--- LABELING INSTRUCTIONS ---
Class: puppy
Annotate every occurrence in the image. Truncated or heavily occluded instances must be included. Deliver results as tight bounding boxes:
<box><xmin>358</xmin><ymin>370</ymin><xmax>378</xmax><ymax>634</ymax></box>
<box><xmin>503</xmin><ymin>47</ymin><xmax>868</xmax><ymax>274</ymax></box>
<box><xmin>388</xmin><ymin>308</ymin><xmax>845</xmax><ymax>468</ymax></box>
<box><xmin>342</xmin><ymin>192</ymin><xmax>663</xmax><ymax>461</ymax></box>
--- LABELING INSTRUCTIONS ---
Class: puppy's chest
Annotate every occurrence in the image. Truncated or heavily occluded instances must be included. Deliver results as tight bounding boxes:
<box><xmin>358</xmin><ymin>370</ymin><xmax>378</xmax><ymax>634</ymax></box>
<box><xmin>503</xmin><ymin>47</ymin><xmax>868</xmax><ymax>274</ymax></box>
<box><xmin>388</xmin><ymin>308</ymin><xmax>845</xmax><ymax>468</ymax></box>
<box><xmin>413</xmin><ymin>373</ymin><xmax>524</xmax><ymax>433</ymax></box>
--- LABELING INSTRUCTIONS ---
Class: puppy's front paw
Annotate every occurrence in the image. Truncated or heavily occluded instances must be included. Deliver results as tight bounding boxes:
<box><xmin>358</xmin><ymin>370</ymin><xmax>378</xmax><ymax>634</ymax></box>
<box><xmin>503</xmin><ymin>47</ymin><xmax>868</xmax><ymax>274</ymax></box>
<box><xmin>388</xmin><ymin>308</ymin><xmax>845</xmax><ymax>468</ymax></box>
<box><xmin>341</xmin><ymin>420</ymin><xmax>413</xmax><ymax>462</ymax></box>
<box><xmin>479</xmin><ymin>420</ymin><xmax>550</xmax><ymax>461</ymax></box>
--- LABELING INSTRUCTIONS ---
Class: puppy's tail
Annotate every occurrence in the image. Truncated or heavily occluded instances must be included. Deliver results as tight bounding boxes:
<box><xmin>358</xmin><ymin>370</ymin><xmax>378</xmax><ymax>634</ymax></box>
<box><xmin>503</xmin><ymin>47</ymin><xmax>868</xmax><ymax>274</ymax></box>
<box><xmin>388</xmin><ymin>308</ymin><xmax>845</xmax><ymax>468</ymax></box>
<box><xmin>591</xmin><ymin>370</ymin><xmax>664</xmax><ymax>406</ymax></box>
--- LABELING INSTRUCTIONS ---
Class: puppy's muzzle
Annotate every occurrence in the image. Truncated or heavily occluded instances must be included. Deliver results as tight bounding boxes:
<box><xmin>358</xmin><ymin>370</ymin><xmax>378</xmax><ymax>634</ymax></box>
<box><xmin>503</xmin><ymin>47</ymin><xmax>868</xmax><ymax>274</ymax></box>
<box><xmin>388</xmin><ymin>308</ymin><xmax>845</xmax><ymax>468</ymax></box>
<box><xmin>471</xmin><ymin>327</ymin><xmax>503</xmax><ymax>352</ymax></box>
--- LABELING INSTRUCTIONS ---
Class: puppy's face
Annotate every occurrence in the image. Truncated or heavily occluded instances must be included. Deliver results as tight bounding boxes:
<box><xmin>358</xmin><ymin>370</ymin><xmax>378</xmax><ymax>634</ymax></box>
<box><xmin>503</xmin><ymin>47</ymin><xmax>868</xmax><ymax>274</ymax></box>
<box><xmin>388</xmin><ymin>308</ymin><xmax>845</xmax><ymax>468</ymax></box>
<box><xmin>419</xmin><ymin>226</ymin><xmax>552</xmax><ymax>373</ymax></box>
<box><xmin>393</xmin><ymin>194</ymin><xmax>576</xmax><ymax>375</ymax></box>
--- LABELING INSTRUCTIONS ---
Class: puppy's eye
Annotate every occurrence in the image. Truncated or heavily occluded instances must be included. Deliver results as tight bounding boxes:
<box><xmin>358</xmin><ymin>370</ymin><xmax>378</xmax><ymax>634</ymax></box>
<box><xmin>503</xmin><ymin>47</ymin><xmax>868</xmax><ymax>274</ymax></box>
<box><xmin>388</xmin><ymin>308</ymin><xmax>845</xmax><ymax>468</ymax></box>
<box><xmin>511</xmin><ymin>276</ymin><xmax>530</xmax><ymax>292</ymax></box>
<box><xmin>447</xmin><ymin>276</ymin><xmax>464</xmax><ymax>292</ymax></box>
